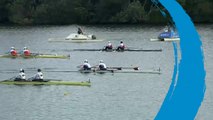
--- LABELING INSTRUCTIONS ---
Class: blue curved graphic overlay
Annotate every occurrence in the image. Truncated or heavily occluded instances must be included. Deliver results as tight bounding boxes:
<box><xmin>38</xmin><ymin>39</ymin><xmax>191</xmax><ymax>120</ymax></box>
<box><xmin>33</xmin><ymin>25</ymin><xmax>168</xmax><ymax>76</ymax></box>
<box><xmin>155</xmin><ymin>0</ymin><xmax>206</xmax><ymax>119</ymax></box>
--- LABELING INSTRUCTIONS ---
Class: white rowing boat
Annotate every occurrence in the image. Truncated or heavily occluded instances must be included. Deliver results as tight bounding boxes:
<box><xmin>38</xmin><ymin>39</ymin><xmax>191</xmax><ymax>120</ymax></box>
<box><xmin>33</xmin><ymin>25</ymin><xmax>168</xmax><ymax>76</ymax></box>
<box><xmin>77</xmin><ymin>66</ymin><xmax>161</xmax><ymax>74</ymax></box>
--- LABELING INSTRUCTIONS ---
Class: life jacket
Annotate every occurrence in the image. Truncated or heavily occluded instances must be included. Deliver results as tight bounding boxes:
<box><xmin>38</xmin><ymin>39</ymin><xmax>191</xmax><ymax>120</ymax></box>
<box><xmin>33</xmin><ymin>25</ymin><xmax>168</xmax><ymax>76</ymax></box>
<box><xmin>10</xmin><ymin>50</ymin><xmax>17</xmax><ymax>56</ymax></box>
<box><xmin>23</xmin><ymin>50</ymin><xmax>31</xmax><ymax>56</ymax></box>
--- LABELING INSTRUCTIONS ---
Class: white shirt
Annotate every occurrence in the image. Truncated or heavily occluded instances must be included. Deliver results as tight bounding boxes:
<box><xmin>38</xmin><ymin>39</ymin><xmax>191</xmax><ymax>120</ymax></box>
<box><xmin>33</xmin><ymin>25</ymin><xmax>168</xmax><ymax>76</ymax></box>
<box><xmin>18</xmin><ymin>72</ymin><xmax>26</xmax><ymax>80</ymax></box>
<box><xmin>83</xmin><ymin>63</ymin><xmax>91</xmax><ymax>68</ymax></box>
<box><xmin>99</xmin><ymin>63</ymin><xmax>107</xmax><ymax>69</ymax></box>
<box><xmin>23</xmin><ymin>49</ymin><xmax>30</xmax><ymax>53</ymax></box>
<box><xmin>107</xmin><ymin>43</ymin><xmax>112</xmax><ymax>47</ymax></box>
<box><xmin>34</xmin><ymin>72</ymin><xmax>43</xmax><ymax>79</ymax></box>
<box><xmin>10</xmin><ymin>49</ymin><xmax>15</xmax><ymax>52</ymax></box>
<box><xmin>119</xmin><ymin>43</ymin><xmax>125</xmax><ymax>47</ymax></box>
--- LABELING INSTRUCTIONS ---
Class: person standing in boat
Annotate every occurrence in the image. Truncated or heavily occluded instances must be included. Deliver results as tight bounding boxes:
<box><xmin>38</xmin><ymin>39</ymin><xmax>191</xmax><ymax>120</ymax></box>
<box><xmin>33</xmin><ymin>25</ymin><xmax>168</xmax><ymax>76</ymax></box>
<box><xmin>14</xmin><ymin>69</ymin><xmax>26</xmax><ymax>81</ymax></box>
<box><xmin>77</xmin><ymin>27</ymin><xmax>83</xmax><ymax>34</ymax></box>
<box><xmin>82</xmin><ymin>59</ymin><xmax>92</xmax><ymax>70</ymax></box>
<box><xmin>22</xmin><ymin>47</ymin><xmax>31</xmax><ymax>56</ymax></box>
<box><xmin>32</xmin><ymin>69</ymin><xmax>44</xmax><ymax>81</ymax></box>
<box><xmin>9</xmin><ymin>47</ymin><xmax>18</xmax><ymax>56</ymax></box>
<box><xmin>98</xmin><ymin>60</ymin><xmax>107</xmax><ymax>70</ymax></box>
<box><xmin>116</xmin><ymin>41</ymin><xmax>126</xmax><ymax>51</ymax></box>
<box><xmin>104</xmin><ymin>41</ymin><xmax>113</xmax><ymax>50</ymax></box>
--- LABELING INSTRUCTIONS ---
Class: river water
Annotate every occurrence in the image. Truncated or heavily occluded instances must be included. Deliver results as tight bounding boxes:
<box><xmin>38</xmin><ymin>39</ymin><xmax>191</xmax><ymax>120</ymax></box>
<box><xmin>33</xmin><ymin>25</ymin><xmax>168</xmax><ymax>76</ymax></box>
<box><xmin>0</xmin><ymin>24</ymin><xmax>212</xmax><ymax>120</ymax></box>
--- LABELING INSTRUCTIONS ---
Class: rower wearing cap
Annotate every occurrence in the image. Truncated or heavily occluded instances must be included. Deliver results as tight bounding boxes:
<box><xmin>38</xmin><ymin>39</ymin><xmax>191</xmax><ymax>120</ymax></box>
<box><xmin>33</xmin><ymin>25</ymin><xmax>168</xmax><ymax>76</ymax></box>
<box><xmin>82</xmin><ymin>59</ymin><xmax>92</xmax><ymax>70</ymax></box>
<box><xmin>116</xmin><ymin>41</ymin><xmax>125</xmax><ymax>51</ymax></box>
<box><xmin>14</xmin><ymin>69</ymin><xmax>26</xmax><ymax>81</ymax></box>
<box><xmin>32</xmin><ymin>69</ymin><xmax>44</xmax><ymax>81</ymax></box>
<box><xmin>23</xmin><ymin>47</ymin><xmax>31</xmax><ymax>56</ymax></box>
<box><xmin>98</xmin><ymin>60</ymin><xmax>107</xmax><ymax>70</ymax></box>
<box><xmin>104</xmin><ymin>41</ymin><xmax>113</xmax><ymax>50</ymax></box>
<box><xmin>10</xmin><ymin>47</ymin><xmax>18</xmax><ymax>56</ymax></box>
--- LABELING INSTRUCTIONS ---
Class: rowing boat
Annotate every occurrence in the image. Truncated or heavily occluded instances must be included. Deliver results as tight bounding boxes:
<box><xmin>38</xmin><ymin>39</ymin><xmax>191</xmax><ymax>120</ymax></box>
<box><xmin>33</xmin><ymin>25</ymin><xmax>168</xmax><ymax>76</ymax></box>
<box><xmin>34</xmin><ymin>69</ymin><xmax>160</xmax><ymax>74</ymax></box>
<box><xmin>0</xmin><ymin>54</ymin><xmax>70</xmax><ymax>59</ymax></box>
<box><xmin>0</xmin><ymin>80</ymin><xmax>91</xmax><ymax>86</ymax></box>
<box><xmin>79</xmin><ymin>69</ymin><xmax>161</xmax><ymax>74</ymax></box>
<box><xmin>71</xmin><ymin>48</ymin><xmax>162</xmax><ymax>52</ymax></box>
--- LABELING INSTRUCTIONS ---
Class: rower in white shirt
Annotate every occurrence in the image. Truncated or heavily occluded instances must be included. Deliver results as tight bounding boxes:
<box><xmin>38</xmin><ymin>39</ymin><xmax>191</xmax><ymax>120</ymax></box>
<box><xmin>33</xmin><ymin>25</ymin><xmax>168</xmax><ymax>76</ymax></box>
<box><xmin>82</xmin><ymin>59</ymin><xmax>92</xmax><ymax>70</ymax></box>
<box><xmin>14</xmin><ymin>69</ymin><xmax>26</xmax><ymax>81</ymax></box>
<box><xmin>104</xmin><ymin>41</ymin><xmax>113</xmax><ymax>50</ymax></box>
<box><xmin>32</xmin><ymin>69</ymin><xmax>44</xmax><ymax>81</ymax></box>
<box><xmin>116</xmin><ymin>41</ymin><xmax>126</xmax><ymax>51</ymax></box>
<box><xmin>98</xmin><ymin>60</ymin><xmax>107</xmax><ymax>70</ymax></box>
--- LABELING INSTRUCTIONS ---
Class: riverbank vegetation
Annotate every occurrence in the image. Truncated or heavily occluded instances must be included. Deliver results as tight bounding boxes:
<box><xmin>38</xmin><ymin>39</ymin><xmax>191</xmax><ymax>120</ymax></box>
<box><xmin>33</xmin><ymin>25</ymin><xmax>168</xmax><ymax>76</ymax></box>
<box><xmin>0</xmin><ymin>0</ymin><xmax>212</xmax><ymax>25</ymax></box>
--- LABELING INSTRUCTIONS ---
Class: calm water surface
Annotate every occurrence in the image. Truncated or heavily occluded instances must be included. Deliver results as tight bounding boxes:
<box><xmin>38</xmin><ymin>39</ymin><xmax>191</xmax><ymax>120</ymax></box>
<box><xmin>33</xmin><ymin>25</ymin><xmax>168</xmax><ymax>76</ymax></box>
<box><xmin>0</xmin><ymin>24</ymin><xmax>212</xmax><ymax>120</ymax></box>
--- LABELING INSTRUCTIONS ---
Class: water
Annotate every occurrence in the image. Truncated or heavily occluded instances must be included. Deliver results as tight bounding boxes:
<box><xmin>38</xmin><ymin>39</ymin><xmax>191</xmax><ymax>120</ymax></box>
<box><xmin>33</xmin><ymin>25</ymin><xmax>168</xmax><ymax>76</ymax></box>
<box><xmin>0</xmin><ymin>24</ymin><xmax>212</xmax><ymax>120</ymax></box>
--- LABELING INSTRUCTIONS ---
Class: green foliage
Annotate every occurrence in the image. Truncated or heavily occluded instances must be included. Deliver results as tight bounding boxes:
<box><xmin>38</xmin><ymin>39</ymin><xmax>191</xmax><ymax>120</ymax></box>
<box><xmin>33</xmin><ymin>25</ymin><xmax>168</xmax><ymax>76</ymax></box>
<box><xmin>112</xmin><ymin>0</ymin><xmax>146</xmax><ymax>23</ymax></box>
<box><xmin>0</xmin><ymin>0</ymin><xmax>212</xmax><ymax>25</ymax></box>
<box><xmin>7</xmin><ymin>0</ymin><xmax>35</xmax><ymax>24</ymax></box>
<box><xmin>95</xmin><ymin>0</ymin><xmax>129</xmax><ymax>23</ymax></box>
<box><xmin>0</xmin><ymin>1</ymin><xmax>7</xmax><ymax>22</ymax></box>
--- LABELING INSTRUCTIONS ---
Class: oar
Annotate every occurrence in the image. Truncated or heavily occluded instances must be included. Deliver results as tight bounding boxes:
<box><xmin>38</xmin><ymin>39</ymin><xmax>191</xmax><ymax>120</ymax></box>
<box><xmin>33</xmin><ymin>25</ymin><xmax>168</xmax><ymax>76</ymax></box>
<box><xmin>5</xmin><ymin>76</ymin><xmax>17</xmax><ymax>81</ymax></box>
<box><xmin>77</xmin><ymin>65</ymin><xmax>83</xmax><ymax>68</ymax></box>
<box><xmin>27</xmin><ymin>77</ymin><xmax>34</xmax><ymax>81</ymax></box>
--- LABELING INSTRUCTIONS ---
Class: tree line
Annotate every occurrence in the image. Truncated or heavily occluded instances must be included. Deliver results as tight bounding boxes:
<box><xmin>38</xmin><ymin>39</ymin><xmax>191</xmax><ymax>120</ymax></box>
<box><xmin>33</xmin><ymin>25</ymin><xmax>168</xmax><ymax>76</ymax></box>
<box><xmin>0</xmin><ymin>0</ymin><xmax>212</xmax><ymax>25</ymax></box>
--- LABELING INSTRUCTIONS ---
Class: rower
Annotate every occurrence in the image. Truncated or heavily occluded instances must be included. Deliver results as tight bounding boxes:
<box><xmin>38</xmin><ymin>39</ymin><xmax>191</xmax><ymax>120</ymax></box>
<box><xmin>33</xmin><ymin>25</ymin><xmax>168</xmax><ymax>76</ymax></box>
<box><xmin>98</xmin><ymin>60</ymin><xmax>107</xmax><ymax>70</ymax></box>
<box><xmin>104</xmin><ymin>41</ymin><xmax>113</xmax><ymax>50</ymax></box>
<box><xmin>116</xmin><ymin>41</ymin><xmax>125</xmax><ymax>51</ymax></box>
<box><xmin>77</xmin><ymin>27</ymin><xmax>83</xmax><ymax>34</ymax></box>
<box><xmin>82</xmin><ymin>59</ymin><xmax>92</xmax><ymax>70</ymax></box>
<box><xmin>10</xmin><ymin>47</ymin><xmax>18</xmax><ymax>56</ymax></box>
<box><xmin>14</xmin><ymin>69</ymin><xmax>26</xmax><ymax>81</ymax></box>
<box><xmin>23</xmin><ymin>47</ymin><xmax>31</xmax><ymax>56</ymax></box>
<box><xmin>32</xmin><ymin>69</ymin><xmax>44</xmax><ymax>82</ymax></box>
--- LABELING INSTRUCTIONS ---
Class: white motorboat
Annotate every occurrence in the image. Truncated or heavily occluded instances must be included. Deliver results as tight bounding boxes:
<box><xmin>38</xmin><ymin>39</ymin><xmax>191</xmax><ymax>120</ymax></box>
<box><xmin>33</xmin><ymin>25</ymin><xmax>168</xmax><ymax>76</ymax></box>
<box><xmin>65</xmin><ymin>33</ymin><xmax>96</xmax><ymax>40</ymax></box>
<box><xmin>48</xmin><ymin>33</ymin><xmax>103</xmax><ymax>43</ymax></box>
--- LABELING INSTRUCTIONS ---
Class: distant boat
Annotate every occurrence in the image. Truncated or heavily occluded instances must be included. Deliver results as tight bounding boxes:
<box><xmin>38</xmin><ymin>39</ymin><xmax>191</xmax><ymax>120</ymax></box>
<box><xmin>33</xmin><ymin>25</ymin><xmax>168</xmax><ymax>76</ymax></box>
<box><xmin>65</xmin><ymin>33</ymin><xmax>96</xmax><ymax>40</ymax></box>
<box><xmin>150</xmin><ymin>26</ymin><xmax>180</xmax><ymax>42</ymax></box>
<box><xmin>49</xmin><ymin>33</ymin><xmax>103</xmax><ymax>43</ymax></box>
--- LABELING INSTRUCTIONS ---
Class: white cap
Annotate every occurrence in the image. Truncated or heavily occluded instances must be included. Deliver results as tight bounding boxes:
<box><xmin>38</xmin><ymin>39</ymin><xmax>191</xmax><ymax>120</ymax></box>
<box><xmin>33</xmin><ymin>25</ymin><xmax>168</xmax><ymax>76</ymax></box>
<box><xmin>100</xmin><ymin>60</ymin><xmax>103</xmax><ymax>63</ymax></box>
<box><xmin>23</xmin><ymin>47</ymin><xmax>27</xmax><ymax>50</ymax></box>
<box><xmin>11</xmin><ymin>47</ymin><xmax>15</xmax><ymax>49</ymax></box>
<box><xmin>84</xmin><ymin>59</ymin><xmax>88</xmax><ymax>63</ymax></box>
<box><xmin>20</xmin><ymin>69</ymin><xmax>24</xmax><ymax>72</ymax></box>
